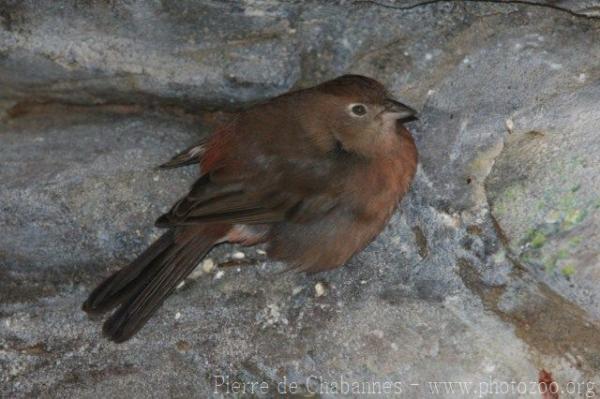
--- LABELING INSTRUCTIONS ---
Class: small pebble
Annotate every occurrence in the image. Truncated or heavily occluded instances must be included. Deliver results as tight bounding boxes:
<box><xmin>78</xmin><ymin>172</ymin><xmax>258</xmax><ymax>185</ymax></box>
<box><xmin>232</xmin><ymin>251</ymin><xmax>245</xmax><ymax>260</ymax></box>
<box><xmin>439</xmin><ymin>212</ymin><xmax>460</xmax><ymax>228</ymax></box>
<box><xmin>292</xmin><ymin>286</ymin><xmax>303</xmax><ymax>296</ymax></box>
<box><xmin>176</xmin><ymin>281</ymin><xmax>185</xmax><ymax>290</ymax></box>
<box><xmin>176</xmin><ymin>340</ymin><xmax>192</xmax><ymax>352</ymax></box>
<box><xmin>202</xmin><ymin>258</ymin><xmax>215</xmax><ymax>273</ymax></box>
<box><xmin>256</xmin><ymin>249</ymin><xmax>267</xmax><ymax>255</ymax></box>
<box><xmin>174</xmin><ymin>312</ymin><xmax>181</xmax><ymax>320</ymax></box>
<box><xmin>505</xmin><ymin>118</ymin><xmax>514</xmax><ymax>134</ymax></box>
<box><xmin>188</xmin><ymin>265</ymin><xmax>204</xmax><ymax>280</ymax></box>
<box><xmin>315</xmin><ymin>282</ymin><xmax>327</xmax><ymax>297</ymax></box>
<box><xmin>215</xmin><ymin>270</ymin><xmax>224</xmax><ymax>280</ymax></box>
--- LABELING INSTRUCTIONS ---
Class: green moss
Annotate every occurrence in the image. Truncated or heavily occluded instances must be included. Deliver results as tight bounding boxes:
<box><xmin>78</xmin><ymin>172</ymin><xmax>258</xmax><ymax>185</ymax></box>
<box><xmin>563</xmin><ymin>208</ymin><xmax>586</xmax><ymax>228</ymax></box>
<box><xmin>568</xmin><ymin>236</ymin><xmax>583</xmax><ymax>248</ymax></box>
<box><xmin>494</xmin><ymin>202</ymin><xmax>507</xmax><ymax>216</ymax></box>
<box><xmin>558</xmin><ymin>192</ymin><xmax>577</xmax><ymax>211</ymax></box>
<box><xmin>544</xmin><ymin>209</ymin><xmax>561</xmax><ymax>224</ymax></box>
<box><xmin>521</xmin><ymin>253</ymin><xmax>534</xmax><ymax>265</ymax></box>
<box><xmin>555</xmin><ymin>249</ymin><xmax>569</xmax><ymax>260</ymax></box>
<box><xmin>494</xmin><ymin>185</ymin><xmax>524</xmax><ymax>217</ymax></box>
<box><xmin>561</xmin><ymin>264</ymin><xmax>576</xmax><ymax>278</ymax></box>
<box><xmin>543</xmin><ymin>256</ymin><xmax>557</xmax><ymax>273</ymax></box>
<box><xmin>530</xmin><ymin>231</ymin><xmax>547</xmax><ymax>248</ymax></box>
<box><xmin>576</xmin><ymin>156</ymin><xmax>588</xmax><ymax>168</ymax></box>
<box><xmin>493</xmin><ymin>249</ymin><xmax>506</xmax><ymax>264</ymax></box>
<box><xmin>503</xmin><ymin>185</ymin><xmax>524</xmax><ymax>201</ymax></box>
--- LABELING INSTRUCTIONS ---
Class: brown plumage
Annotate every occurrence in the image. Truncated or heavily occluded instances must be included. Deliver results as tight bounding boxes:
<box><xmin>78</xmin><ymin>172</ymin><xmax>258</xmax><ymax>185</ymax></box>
<box><xmin>83</xmin><ymin>75</ymin><xmax>419</xmax><ymax>342</ymax></box>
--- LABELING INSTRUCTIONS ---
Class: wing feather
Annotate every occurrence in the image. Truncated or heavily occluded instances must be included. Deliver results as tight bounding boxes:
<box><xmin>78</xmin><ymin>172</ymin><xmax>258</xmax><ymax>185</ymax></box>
<box><xmin>155</xmin><ymin>108</ymin><xmax>346</xmax><ymax>229</ymax></box>
<box><xmin>158</xmin><ymin>141</ymin><xmax>207</xmax><ymax>169</ymax></box>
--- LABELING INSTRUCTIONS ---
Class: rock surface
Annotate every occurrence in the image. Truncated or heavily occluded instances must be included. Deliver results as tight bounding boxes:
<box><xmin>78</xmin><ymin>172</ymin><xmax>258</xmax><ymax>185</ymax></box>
<box><xmin>2</xmin><ymin>1</ymin><xmax>600</xmax><ymax>398</ymax></box>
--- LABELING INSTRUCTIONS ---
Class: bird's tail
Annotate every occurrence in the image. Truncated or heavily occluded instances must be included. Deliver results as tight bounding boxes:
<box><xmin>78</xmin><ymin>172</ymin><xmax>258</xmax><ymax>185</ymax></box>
<box><xmin>82</xmin><ymin>225</ymin><xmax>229</xmax><ymax>343</ymax></box>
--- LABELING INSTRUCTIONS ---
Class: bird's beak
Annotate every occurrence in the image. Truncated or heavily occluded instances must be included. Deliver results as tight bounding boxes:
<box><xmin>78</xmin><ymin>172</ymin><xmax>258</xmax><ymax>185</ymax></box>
<box><xmin>383</xmin><ymin>98</ymin><xmax>418</xmax><ymax>122</ymax></box>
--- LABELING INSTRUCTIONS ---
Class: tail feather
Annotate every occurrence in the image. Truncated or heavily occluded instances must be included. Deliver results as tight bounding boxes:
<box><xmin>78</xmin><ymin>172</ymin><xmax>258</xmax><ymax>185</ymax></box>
<box><xmin>83</xmin><ymin>230</ymin><xmax>175</xmax><ymax>314</ymax></box>
<box><xmin>83</xmin><ymin>226</ymin><xmax>228</xmax><ymax>343</ymax></box>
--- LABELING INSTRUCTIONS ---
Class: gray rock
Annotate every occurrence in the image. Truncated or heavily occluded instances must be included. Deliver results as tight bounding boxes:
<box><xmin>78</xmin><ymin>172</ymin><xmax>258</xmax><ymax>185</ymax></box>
<box><xmin>487</xmin><ymin>84</ymin><xmax>600</xmax><ymax>319</ymax></box>
<box><xmin>2</xmin><ymin>1</ymin><xmax>600</xmax><ymax>398</ymax></box>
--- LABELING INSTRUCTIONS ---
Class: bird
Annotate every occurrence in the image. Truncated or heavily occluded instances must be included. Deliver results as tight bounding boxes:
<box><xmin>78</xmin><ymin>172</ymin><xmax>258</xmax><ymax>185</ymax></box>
<box><xmin>82</xmin><ymin>74</ymin><xmax>419</xmax><ymax>342</ymax></box>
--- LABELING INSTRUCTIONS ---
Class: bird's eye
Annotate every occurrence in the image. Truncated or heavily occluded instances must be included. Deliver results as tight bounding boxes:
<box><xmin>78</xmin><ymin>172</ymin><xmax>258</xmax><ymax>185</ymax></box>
<box><xmin>350</xmin><ymin>104</ymin><xmax>367</xmax><ymax>116</ymax></box>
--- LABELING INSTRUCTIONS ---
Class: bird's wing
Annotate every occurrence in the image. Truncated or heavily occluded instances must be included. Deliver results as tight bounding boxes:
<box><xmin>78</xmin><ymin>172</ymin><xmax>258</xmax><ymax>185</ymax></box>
<box><xmin>155</xmin><ymin>174</ymin><xmax>300</xmax><ymax>227</ymax></box>
<box><xmin>157</xmin><ymin>141</ymin><xmax>207</xmax><ymax>169</ymax></box>
<box><xmin>155</xmin><ymin>160</ymin><xmax>345</xmax><ymax>228</ymax></box>
<box><xmin>155</xmin><ymin>117</ymin><xmax>346</xmax><ymax>228</ymax></box>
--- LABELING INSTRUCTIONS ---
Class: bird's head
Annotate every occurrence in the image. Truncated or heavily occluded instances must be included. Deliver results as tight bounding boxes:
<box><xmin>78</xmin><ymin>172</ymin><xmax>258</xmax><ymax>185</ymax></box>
<box><xmin>313</xmin><ymin>74</ymin><xmax>416</xmax><ymax>157</ymax></box>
